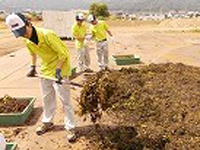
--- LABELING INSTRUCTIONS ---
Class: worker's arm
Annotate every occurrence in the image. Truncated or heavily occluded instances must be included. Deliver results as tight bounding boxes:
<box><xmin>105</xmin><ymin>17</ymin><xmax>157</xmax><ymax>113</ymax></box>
<box><xmin>91</xmin><ymin>32</ymin><xmax>96</xmax><ymax>39</ymax></box>
<box><xmin>26</xmin><ymin>43</ymin><xmax>37</xmax><ymax>66</ymax></box>
<box><xmin>46</xmin><ymin>31</ymin><xmax>70</xmax><ymax>83</ymax></box>
<box><xmin>30</xmin><ymin>53</ymin><xmax>37</xmax><ymax>66</ymax></box>
<box><xmin>85</xmin><ymin>33</ymin><xmax>93</xmax><ymax>41</ymax></box>
<box><xmin>103</xmin><ymin>21</ymin><xmax>113</xmax><ymax>37</ymax></box>
<box><xmin>26</xmin><ymin>51</ymin><xmax>37</xmax><ymax>77</ymax></box>
<box><xmin>106</xmin><ymin>29</ymin><xmax>113</xmax><ymax>37</ymax></box>
<box><xmin>73</xmin><ymin>32</ymin><xmax>85</xmax><ymax>42</ymax></box>
<box><xmin>74</xmin><ymin>37</ymin><xmax>85</xmax><ymax>42</ymax></box>
<box><xmin>46</xmin><ymin>32</ymin><xmax>70</xmax><ymax>64</ymax></box>
<box><xmin>87</xmin><ymin>29</ymin><xmax>95</xmax><ymax>40</ymax></box>
<box><xmin>56</xmin><ymin>59</ymin><xmax>64</xmax><ymax>69</ymax></box>
<box><xmin>72</xmin><ymin>25</ymin><xmax>85</xmax><ymax>42</ymax></box>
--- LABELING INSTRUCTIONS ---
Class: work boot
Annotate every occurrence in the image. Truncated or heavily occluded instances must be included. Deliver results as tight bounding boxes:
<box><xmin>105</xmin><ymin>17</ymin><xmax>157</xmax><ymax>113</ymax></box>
<box><xmin>36</xmin><ymin>123</ymin><xmax>54</xmax><ymax>135</ymax></box>
<box><xmin>66</xmin><ymin>129</ymin><xmax>76</xmax><ymax>143</ymax></box>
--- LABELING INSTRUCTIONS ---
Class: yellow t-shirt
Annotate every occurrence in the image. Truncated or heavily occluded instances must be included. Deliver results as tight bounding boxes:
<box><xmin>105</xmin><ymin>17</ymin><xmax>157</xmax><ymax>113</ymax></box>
<box><xmin>72</xmin><ymin>22</ymin><xmax>87</xmax><ymax>49</ymax></box>
<box><xmin>90</xmin><ymin>21</ymin><xmax>109</xmax><ymax>42</ymax></box>
<box><xmin>25</xmin><ymin>27</ymin><xmax>71</xmax><ymax>78</ymax></box>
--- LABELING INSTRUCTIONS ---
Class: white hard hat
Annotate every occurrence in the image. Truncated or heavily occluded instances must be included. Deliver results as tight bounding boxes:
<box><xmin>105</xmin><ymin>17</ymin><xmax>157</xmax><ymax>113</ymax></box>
<box><xmin>76</xmin><ymin>13</ymin><xmax>85</xmax><ymax>21</ymax></box>
<box><xmin>0</xmin><ymin>133</ymin><xmax>6</xmax><ymax>150</ymax></box>
<box><xmin>87</xmin><ymin>14</ymin><xmax>96</xmax><ymax>23</ymax></box>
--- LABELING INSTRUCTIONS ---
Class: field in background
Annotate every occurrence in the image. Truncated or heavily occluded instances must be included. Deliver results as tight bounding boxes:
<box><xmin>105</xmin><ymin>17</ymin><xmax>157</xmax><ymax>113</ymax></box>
<box><xmin>0</xmin><ymin>20</ymin><xmax>43</xmax><ymax>56</ymax></box>
<box><xmin>107</xmin><ymin>19</ymin><xmax>160</xmax><ymax>27</ymax></box>
<box><xmin>0</xmin><ymin>22</ymin><xmax>6</xmax><ymax>29</ymax></box>
<box><xmin>1</xmin><ymin>18</ymin><xmax>200</xmax><ymax>65</ymax></box>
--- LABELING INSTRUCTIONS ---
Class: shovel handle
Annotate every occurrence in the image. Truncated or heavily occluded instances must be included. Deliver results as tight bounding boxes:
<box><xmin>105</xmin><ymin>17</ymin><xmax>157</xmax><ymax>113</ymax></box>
<box><xmin>38</xmin><ymin>75</ymin><xmax>83</xmax><ymax>87</ymax></box>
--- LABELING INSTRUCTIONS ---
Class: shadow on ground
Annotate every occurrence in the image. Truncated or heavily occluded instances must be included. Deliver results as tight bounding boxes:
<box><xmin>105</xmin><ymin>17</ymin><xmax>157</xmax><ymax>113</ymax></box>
<box><xmin>75</xmin><ymin>124</ymin><xmax>168</xmax><ymax>150</ymax></box>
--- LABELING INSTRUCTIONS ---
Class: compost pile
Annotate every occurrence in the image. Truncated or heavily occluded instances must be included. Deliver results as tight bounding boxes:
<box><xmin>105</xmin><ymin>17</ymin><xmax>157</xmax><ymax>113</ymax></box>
<box><xmin>0</xmin><ymin>95</ymin><xmax>29</xmax><ymax>113</ymax></box>
<box><xmin>79</xmin><ymin>63</ymin><xmax>200</xmax><ymax>150</ymax></box>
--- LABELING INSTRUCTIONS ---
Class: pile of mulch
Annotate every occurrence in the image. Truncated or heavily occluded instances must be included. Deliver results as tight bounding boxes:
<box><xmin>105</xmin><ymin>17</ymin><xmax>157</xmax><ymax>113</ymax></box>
<box><xmin>0</xmin><ymin>95</ymin><xmax>29</xmax><ymax>113</ymax></box>
<box><xmin>79</xmin><ymin>63</ymin><xmax>200</xmax><ymax>150</ymax></box>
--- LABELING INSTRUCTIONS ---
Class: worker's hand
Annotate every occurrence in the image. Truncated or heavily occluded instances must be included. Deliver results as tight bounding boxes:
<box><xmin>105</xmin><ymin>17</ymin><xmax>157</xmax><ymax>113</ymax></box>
<box><xmin>84</xmin><ymin>39</ymin><xmax>88</xmax><ymax>45</ymax></box>
<box><xmin>27</xmin><ymin>65</ymin><xmax>37</xmax><ymax>77</ymax></box>
<box><xmin>85</xmin><ymin>34</ymin><xmax>92</xmax><ymax>41</ymax></box>
<box><xmin>55</xmin><ymin>68</ymin><xmax>63</xmax><ymax>84</ymax></box>
<box><xmin>110</xmin><ymin>36</ymin><xmax>115</xmax><ymax>43</ymax></box>
<box><xmin>77</xmin><ymin>37</ymin><xmax>85</xmax><ymax>43</ymax></box>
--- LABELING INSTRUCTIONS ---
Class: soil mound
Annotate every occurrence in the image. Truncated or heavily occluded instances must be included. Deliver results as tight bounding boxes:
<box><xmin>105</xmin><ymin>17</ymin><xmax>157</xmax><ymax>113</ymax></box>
<box><xmin>79</xmin><ymin>63</ymin><xmax>200</xmax><ymax>149</ymax></box>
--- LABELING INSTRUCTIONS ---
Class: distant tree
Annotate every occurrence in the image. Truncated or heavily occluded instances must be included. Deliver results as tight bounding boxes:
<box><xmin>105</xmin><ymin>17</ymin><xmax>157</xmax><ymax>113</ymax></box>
<box><xmin>89</xmin><ymin>2</ymin><xmax>110</xmax><ymax>18</ymax></box>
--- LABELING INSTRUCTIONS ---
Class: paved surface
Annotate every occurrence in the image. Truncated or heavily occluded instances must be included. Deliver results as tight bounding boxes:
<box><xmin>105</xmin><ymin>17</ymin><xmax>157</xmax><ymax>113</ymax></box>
<box><xmin>0</xmin><ymin>49</ymin><xmax>41</xmax><ymax>106</ymax></box>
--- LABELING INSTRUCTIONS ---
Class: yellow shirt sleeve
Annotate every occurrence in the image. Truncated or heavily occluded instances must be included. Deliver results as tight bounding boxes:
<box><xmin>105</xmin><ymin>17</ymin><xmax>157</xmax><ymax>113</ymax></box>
<box><xmin>103</xmin><ymin>22</ymin><xmax>109</xmax><ymax>30</ymax></box>
<box><xmin>90</xmin><ymin>26</ymin><xmax>95</xmax><ymax>38</ymax></box>
<box><xmin>45</xmin><ymin>32</ymin><xmax>69</xmax><ymax>61</ymax></box>
<box><xmin>72</xmin><ymin>23</ymin><xmax>87</xmax><ymax>38</ymax></box>
<box><xmin>90</xmin><ymin>21</ymin><xmax>108</xmax><ymax>41</ymax></box>
<box><xmin>72</xmin><ymin>24</ymin><xmax>77</xmax><ymax>37</ymax></box>
<box><xmin>72</xmin><ymin>23</ymin><xmax>87</xmax><ymax>49</ymax></box>
<box><xmin>25</xmin><ymin>41</ymin><xmax>35</xmax><ymax>55</ymax></box>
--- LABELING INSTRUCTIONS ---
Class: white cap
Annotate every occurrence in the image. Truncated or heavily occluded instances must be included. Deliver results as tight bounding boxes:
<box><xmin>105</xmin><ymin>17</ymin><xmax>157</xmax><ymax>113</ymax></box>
<box><xmin>87</xmin><ymin>14</ymin><xmax>96</xmax><ymax>23</ymax></box>
<box><xmin>76</xmin><ymin>13</ymin><xmax>85</xmax><ymax>21</ymax></box>
<box><xmin>6</xmin><ymin>13</ymin><xmax>27</xmax><ymax>37</ymax></box>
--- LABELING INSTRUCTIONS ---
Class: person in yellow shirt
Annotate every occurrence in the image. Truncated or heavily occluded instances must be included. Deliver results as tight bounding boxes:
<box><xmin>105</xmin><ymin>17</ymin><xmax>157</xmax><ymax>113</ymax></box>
<box><xmin>72</xmin><ymin>13</ymin><xmax>92</xmax><ymax>73</ymax></box>
<box><xmin>6</xmin><ymin>13</ymin><xmax>76</xmax><ymax>142</ymax></box>
<box><xmin>87</xmin><ymin>14</ymin><xmax>113</xmax><ymax>70</ymax></box>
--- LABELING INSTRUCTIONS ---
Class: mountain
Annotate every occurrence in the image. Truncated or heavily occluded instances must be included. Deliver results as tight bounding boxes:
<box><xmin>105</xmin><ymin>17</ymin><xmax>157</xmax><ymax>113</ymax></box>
<box><xmin>107</xmin><ymin>0</ymin><xmax>200</xmax><ymax>12</ymax></box>
<box><xmin>0</xmin><ymin>0</ymin><xmax>200</xmax><ymax>12</ymax></box>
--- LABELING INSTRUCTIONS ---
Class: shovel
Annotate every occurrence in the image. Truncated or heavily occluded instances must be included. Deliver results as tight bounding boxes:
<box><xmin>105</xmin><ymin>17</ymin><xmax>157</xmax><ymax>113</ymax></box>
<box><xmin>38</xmin><ymin>75</ymin><xmax>83</xmax><ymax>88</ymax></box>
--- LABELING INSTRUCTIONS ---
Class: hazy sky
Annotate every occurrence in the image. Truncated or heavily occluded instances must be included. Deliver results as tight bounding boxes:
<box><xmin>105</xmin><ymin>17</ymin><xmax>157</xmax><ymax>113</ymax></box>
<box><xmin>1</xmin><ymin>0</ymin><xmax>200</xmax><ymax>12</ymax></box>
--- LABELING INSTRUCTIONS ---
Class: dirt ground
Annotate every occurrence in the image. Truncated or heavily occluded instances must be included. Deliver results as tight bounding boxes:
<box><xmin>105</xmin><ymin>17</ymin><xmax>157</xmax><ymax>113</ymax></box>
<box><xmin>1</xmin><ymin>19</ymin><xmax>200</xmax><ymax>150</ymax></box>
<box><xmin>80</xmin><ymin>63</ymin><xmax>200</xmax><ymax>149</ymax></box>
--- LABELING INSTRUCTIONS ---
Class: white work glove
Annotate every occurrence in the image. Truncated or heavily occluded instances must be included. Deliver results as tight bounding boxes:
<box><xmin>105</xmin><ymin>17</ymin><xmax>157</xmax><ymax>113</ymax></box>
<box><xmin>85</xmin><ymin>34</ymin><xmax>92</xmax><ymax>41</ymax></box>
<box><xmin>84</xmin><ymin>39</ymin><xmax>88</xmax><ymax>45</ymax></box>
<box><xmin>110</xmin><ymin>36</ymin><xmax>115</xmax><ymax>43</ymax></box>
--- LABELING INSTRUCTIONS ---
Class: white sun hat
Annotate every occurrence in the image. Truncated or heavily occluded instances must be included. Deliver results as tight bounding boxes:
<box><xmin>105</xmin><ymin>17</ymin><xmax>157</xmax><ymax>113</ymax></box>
<box><xmin>87</xmin><ymin>14</ymin><xmax>96</xmax><ymax>23</ymax></box>
<box><xmin>76</xmin><ymin>13</ymin><xmax>85</xmax><ymax>21</ymax></box>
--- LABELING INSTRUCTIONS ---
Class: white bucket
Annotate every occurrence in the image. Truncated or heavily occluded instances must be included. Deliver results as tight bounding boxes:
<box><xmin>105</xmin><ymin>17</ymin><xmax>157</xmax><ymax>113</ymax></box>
<box><xmin>0</xmin><ymin>133</ymin><xmax>6</xmax><ymax>150</ymax></box>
